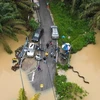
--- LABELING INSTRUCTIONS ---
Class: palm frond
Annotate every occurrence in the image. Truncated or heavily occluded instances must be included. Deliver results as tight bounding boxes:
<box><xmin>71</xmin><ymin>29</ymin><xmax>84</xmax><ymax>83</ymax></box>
<box><xmin>17</xmin><ymin>2</ymin><xmax>33</xmax><ymax>12</ymax></box>
<box><xmin>0</xmin><ymin>16</ymin><xmax>15</xmax><ymax>23</ymax></box>
<box><xmin>13</xmin><ymin>25</ymin><xmax>28</xmax><ymax>36</ymax></box>
<box><xmin>6</xmin><ymin>19</ymin><xmax>26</xmax><ymax>26</ymax></box>
<box><xmin>21</xmin><ymin>0</ymin><xmax>32</xmax><ymax>6</ymax></box>
<box><xmin>19</xmin><ymin>30</ymin><xmax>29</xmax><ymax>36</ymax></box>
<box><xmin>2</xmin><ymin>26</ymin><xmax>18</xmax><ymax>41</ymax></box>
<box><xmin>0</xmin><ymin>38</ymin><xmax>13</xmax><ymax>54</ymax></box>
<box><xmin>0</xmin><ymin>24</ymin><xmax>3</xmax><ymax>33</ymax></box>
<box><xmin>92</xmin><ymin>11</ymin><xmax>100</xmax><ymax>29</ymax></box>
<box><xmin>86</xmin><ymin>2</ymin><xmax>100</xmax><ymax>9</ymax></box>
<box><xmin>80</xmin><ymin>6</ymin><xmax>100</xmax><ymax>18</ymax></box>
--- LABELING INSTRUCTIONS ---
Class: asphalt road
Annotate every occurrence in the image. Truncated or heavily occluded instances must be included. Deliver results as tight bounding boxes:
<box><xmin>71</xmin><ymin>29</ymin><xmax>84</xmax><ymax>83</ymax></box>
<box><xmin>31</xmin><ymin>0</ymin><xmax>57</xmax><ymax>91</ymax></box>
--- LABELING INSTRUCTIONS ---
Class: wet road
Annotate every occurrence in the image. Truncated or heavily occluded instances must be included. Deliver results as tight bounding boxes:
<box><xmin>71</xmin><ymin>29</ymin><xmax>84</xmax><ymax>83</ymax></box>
<box><xmin>32</xmin><ymin>0</ymin><xmax>57</xmax><ymax>91</ymax></box>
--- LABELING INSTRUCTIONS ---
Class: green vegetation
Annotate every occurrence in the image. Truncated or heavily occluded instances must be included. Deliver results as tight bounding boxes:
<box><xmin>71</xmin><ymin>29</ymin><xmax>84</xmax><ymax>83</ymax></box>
<box><xmin>57</xmin><ymin>63</ymin><xmax>68</xmax><ymax>71</ymax></box>
<box><xmin>18</xmin><ymin>88</ymin><xmax>27</xmax><ymax>100</ymax></box>
<box><xmin>0</xmin><ymin>0</ymin><xmax>37</xmax><ymax>54</ymax></box>
<box><xmin>30</xmin><ymin>93</ymin><xmax>40</xmax><ymax>100</ymax></box>
<box><xmin>29</xmin><ymin>18</ymin><xmax>39</xmax><ymax>31</ymax></box>
<box><xmin>17</xmin><ymin>88</ymin><xmax>40</xmax><ymax>100</ymax></box>
<box><xmin>50</xmin><ymin>0</ymin><xmax>96</xmax><ymax>53</ymax></box>
<box><xmin>54</xmin><ymin>75</ymin><xmax>88</xmax><ymax>100</ymax></box>
<box><xmin>50</xmin><ymin>0</ymin><xmax>92</xmax><ymax>99</ymax></box>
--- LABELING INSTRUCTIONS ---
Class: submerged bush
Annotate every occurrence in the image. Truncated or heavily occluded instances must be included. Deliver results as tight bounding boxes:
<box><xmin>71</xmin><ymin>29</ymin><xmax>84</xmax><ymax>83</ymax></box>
<box><xmin>0</xmin><ymin>39</ymin><xmax>13</xmax><ymax>54</ymax></box>
<box><xmin>71</xmin><ymin>35</ymin><xmax>87</xmax><ymax>53</ymax></box>
<box><xmin>84</xmin><ymin>31</ymin><xmax>96</xmax><ymax>44</ymax></box>
<box><xmin>54</xmin><ymin>75</ymin><xmax>88</xmax><ymax>100</ymax></box>
<box><xmin>18</xmin><ymin>88</ymin><xmax>27</xmax><ymax>100</ymax></box>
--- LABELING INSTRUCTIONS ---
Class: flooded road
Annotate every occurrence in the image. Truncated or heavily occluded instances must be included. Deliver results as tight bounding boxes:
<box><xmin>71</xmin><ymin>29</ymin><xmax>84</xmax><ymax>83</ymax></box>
<box><xmin>0</xmin><ymin>34</ymin><xmax>55</xmax><ymax>100</ymax></box>
<box><xmin>66</xmin><ymin>30</ymin><xmax>100</xmax><ymax>100</ymax></box>
<box><xmin>1</xmin><ymin>30</ymin><xmax>100</xmax><ymax>100</ymax></box>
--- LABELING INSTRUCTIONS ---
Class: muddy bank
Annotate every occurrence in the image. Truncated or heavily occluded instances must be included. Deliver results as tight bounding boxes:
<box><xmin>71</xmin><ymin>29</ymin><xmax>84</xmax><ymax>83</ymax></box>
<box><xmin>66</xmin><ymin>30</ymin><xmax>100</xmax><ymax>100</ymax></box>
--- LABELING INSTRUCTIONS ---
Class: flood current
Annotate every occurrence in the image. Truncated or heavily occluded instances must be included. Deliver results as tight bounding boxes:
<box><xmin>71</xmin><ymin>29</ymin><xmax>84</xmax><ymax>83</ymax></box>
<box><xmin>0</xmin><ymin>30</ymin><xmax>100</xmax><ymax>100</ymax></box>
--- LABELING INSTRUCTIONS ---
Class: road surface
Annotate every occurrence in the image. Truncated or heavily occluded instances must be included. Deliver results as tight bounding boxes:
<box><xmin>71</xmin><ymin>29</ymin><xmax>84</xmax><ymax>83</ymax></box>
<box><xmin>31</xmin><ymin>0</ymin><xmax>57</xmax><ymax>91</ymax></box>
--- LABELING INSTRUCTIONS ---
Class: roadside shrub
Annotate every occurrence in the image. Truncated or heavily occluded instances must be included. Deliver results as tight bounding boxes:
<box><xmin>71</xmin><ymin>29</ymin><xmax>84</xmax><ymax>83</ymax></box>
<box><xmin>57</xmin><ymin>63</ymin><xmax>68</xmax><ymax>71</ymax></box>
<box><xmin>84</xmin><ymin>31</ymin><xmax>96</xmax><ymax>44</ymax></box>
<box><xmin>71</xmin><ymin>35</ymin><xmax>86</xmax><ymax>53</ymax></box>
<box><xmin>54</xmin><ymin>75</ymin><xmax>88</xmax><ymax>100</ymax></box>
<box><xmin>54</xmin><ymin>75</ymin><xmax>67</xmax><ymax>99</ymax></box>
<box><xmin>29</xmin><ymin>18</ymin><xmax>39</xmax><ymax>31</ymax></box>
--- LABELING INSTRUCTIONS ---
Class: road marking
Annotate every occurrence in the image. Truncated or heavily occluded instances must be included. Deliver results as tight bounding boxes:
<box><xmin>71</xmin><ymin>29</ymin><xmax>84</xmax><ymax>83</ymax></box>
<box><xmin>31</xmin><ymin>71</ymin><xmax>35</xmax><ymax>81</ymax></box>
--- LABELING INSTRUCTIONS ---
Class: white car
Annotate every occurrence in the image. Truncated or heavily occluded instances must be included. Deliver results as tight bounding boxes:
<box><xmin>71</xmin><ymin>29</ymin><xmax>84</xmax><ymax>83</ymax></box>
<box><xmin>35</xmin><ymin>54</ymin><xmax>42</xmax><ymax>61</ymax></box>
<box><xmin>51</xmin><ymin>26</ymin><xmax>59</xmax><ymax>39</ymax></box>
<box><xmin>27</xmin><ymin>42</ymin><xmax>35</xmax><ymax>57</ymax></box>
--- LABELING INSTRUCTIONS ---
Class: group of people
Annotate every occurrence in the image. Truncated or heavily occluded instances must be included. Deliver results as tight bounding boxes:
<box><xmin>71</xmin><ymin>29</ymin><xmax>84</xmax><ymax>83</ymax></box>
<box><xmin>44</xmin><ymin>41</ymin><xmax>57</xmax><ymax>63</ymax></box>
<box><xmin>37</xmin><ymin>40</ymin><xmax>58</xmax><ymax>71</ymax></box>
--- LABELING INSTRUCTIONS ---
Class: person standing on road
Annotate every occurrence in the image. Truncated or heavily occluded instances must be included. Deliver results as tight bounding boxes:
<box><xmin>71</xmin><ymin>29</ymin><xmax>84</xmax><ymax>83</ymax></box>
<box><xmin>45</xmin><ymin>52</ymin><xmax>49</xmax><ymax>57</ymax></box>
<box><xmin>49</xmin><ymin>40</ymin><xmax>53</xmax><ymax>46</ymax></box>
<box><xmin>38</xmin><ymin>65</ymin><xmax>42</xmax><ymax>71</ymax></box>
<box><xmin>43</xmin><ymin>56</ymin><xmax>47</xmax><ymax>63</ymax></box>
<box><xmin>53</xmin><ymin>55</ymin><xmax>56</xmax><ymax>63</ymax></box>
<box><xmin>50</xmin><ymin>49</ymin><xmax>54</xmax><ymax>57</ymax></box>
<box><xmin>46</xmin><ymin>43</ymin><xmax>49</xmax><ymax>49</ymax></box>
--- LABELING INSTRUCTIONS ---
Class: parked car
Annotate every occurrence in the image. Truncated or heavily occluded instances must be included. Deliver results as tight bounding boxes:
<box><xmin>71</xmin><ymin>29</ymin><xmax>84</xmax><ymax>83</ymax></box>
<box><xmin>51</xmin><ymin>26</ymin><xmax>59</xmax><ymax>39</ymax></box>
<box><xmin>32</xmin><ymin>28</ymin><xmax>44</xmax><ymax>42</ymax></box>
<box><xmin>35</xmin><ymin>54</ymin><xmax>42</xmax><ymax>61</ymax></box>
<box><xmin>27</xmin><ymin>42</ymin><xmax>35</xmax><ymax>57</ymax></box>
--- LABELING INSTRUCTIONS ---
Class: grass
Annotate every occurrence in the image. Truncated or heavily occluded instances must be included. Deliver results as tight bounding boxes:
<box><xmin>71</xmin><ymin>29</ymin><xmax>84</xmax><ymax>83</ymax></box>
<box><xmin>50</xmin><ymin>1</ymin><xmax>90</xmax><ymax>99</ymax></box>
<box><xmin>50</xmin><ymin>0</ymin><xmax>96</xmax><ymax>53</ymax></box>
<box><xmin>57</xmin><ymin>63</ymin><xmax>68</xmax><ymax>71</ymax></box>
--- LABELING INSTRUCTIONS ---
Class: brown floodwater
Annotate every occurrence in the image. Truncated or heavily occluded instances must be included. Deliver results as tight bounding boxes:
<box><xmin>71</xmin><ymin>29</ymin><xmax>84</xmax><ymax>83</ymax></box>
<box><xmin>0</xmin><ymin>34</ymin><xmax>55</xmax><ymax>100</ymax></box>
<box><xmin>66</xmin><ymin>29</ymin><xmax>100</xmax><ymax>100</ymax></box>
<box><xmin>1</xmin><ymin>30</ymin><xmax>100</xmax><ymax>100</ymax></box>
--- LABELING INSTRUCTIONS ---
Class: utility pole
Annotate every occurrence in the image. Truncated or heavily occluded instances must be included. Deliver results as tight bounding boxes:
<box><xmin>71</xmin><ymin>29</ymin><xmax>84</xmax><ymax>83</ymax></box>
<box><xmin>18</xmin><ymin>37</ymin><xmax>29</xmax><ymax>88</ymax></box>
<box><xmin>19</xmin><ymin>57</ymin><xmax>24</xmax><ymax>89</ymax></box>
<box><xmin>68</xmin><ymin>49</ymin><xmax>71</xmax><ymax>68</ymax></box>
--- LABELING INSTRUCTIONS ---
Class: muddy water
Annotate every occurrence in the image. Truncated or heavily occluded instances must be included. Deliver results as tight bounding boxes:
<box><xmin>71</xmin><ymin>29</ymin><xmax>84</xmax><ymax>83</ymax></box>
<box><xmin>66</xmin><ymin>30</ymin><xmax>100</xmax><ymax>100</ymax></box>
<box><xmin>1</xmin><ymin>30</ymin><xmax>100</xmax><ymax>100</ymax></box>
<box><xmin>0</xmin><ymin>34</ymin><xmax>55</xmax><ymax>100</ymax></box>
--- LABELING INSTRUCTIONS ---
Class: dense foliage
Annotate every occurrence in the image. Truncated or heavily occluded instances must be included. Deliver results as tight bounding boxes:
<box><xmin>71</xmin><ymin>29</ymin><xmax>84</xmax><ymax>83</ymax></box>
<box><xmin>0</xmin><ymin>0</ymin><xmax>36</xmax><ymax>54</ymax></box>
<box><xmin>29</xmin><ymin>18</ymin><xmax>39</xmax><ymax>31</ymax></box>
<box><xmin>17</xmin><ymin>88</ymin><xmax>40</xmax><ymax>100</ymax></box>
<box><xmin>54</xmin><ymin>75</ymin><xmax>88</xmax><ymax>100</ymax></box>
<box><xmin>50</xmin><ymin>0</ymin><xmax>96</xmax><ymax>53</ymax></box>
<box><xmin>63</xmin><ymin>0</ymin><xmax>100</xmax><ymax>29</ymax></box>
<box><xmin>18</xmin><ymin>88</ymin><xmax>27</xmax><ymax>100</ymax></box>
<box><xmin>57</xmin><ymin>63</ymin><xmax>68</xmax><ymax>71</ymax></box>
<box><xmin>50</xmin><ymin>1</ymin><xmax>91</xmax><ymax>100</ymax></box>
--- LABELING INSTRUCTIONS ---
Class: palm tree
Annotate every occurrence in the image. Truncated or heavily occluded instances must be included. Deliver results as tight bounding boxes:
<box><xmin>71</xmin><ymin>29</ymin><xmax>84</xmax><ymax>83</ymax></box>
<box><xmin>18</xmin><ymin>88</ymin><xmax>27</xmax><ymax>100</ymax></box>
<box><xmin>0</xmin><ymin>1</ymin><xmax>26</xmax><ymax>53</ymax></box>
<box><xmin>18</xmin><ymin>88</ymin><xmax>40</xmax><ymax>100</ymax></box>
<box><xmin>12</xmin><ymin>0</ymin><xmax>34</xmax><ymax>21</ymax></box>
<box><xmin>63</xmin><ymin>0</ymin><xmax>100</xmax><ymax>29</ymax></box>
<box><xmin>80</xmin><ymin>1</ymin><xmax>100</xmax><ymax>29</ymax></box>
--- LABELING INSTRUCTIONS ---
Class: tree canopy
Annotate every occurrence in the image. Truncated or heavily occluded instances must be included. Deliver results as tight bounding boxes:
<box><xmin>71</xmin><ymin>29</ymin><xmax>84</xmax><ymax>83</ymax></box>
<box><xmin>0</xmin><ymin>0</ymin><xmax>34</xmax><ymax>53</ymax></box>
